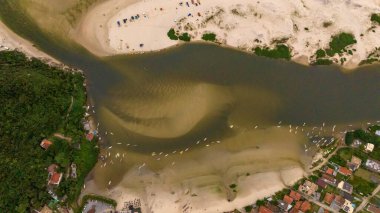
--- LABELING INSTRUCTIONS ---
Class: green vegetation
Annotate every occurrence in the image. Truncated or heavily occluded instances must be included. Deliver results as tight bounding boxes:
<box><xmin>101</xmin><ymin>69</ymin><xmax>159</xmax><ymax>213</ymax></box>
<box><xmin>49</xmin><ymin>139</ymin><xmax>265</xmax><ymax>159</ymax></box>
<box><xmin>326</xmin><ymin>33</ymin><xmax>357</xmax><ymax>57</ymax></box>
<box><xmin>167</xmin><ymin>28</ymin><xmax>178</xmax><ymax>40</ymax></box>
<box><xmin>312</xmin><ymin>59</ymin><xmax>333</xmax><ymax>66</ymax></box>
<box><xmin>244</xmin><ymin>205</ymin><xmax>253</xmax><ymax>212</ymax></box>
<box><xmin>254</xmin><ymin>44</ymin><xmax>291</xmax><ymax>60</ymax></box>
<box><xmin>167</xmin><ymin>28</ymin><xmax>191</xmax><ymax>42</ymax></box>
<box><xmin>316</xmin><ymin>49</ymin><xmax>326</xmax><ymax>58</ymax></box>
<box><xmin>229</xmin><ymin>184</ymin><xmax>237</xmax><ymax>189</ymax></box>
<box><xmin>356</xmin><ymin>168</ymin><xmax>379</xmax><ymax>183</ymax></box>
<box><xmin>330</xmin><ymin>155</ymin><xmax>346</xmax><ymax>167</ymax></box>
<box><xmin>202</xmin><ymin>33</ymin><xmax>217</xmax><ymax>42</ymax></box>
<box><xmin>0</xmin><ymin>51</ymin><xmax>98</xmax><ymax>212</ymax></box>
<box><xmin>348</xmin><ymin>176</ymin><xmax>376</xmax><ymax>196</ymax></box>
<box><xmin>78</xmin><ymin>194</ymin><xmax>117</xmax><ymax>212</ymax></box>
<box><xmin>178</xmin><ymin>32</ymin><xmax>191</xmax><ymax>42</ymax></box>
<box><xmin>371</xmin><ymin>13</ymin><xmax>380</xmax><ymax>25</ymax></box>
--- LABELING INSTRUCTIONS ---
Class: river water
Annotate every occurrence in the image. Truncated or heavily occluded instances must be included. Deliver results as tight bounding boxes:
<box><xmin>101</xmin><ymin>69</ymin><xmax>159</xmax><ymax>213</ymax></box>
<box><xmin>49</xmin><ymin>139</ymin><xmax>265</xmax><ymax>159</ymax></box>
<box><xmin>2</xmin><ymin>1</ymin><xmax>380</xmax><ymax>210</ymax></box>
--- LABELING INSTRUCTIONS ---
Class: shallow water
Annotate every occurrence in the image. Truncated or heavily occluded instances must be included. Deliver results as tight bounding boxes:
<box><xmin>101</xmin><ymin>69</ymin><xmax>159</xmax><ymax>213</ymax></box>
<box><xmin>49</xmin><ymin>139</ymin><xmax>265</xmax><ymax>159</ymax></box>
<box><xmin>2</xmin><ymin>1</ymin><xmax>380</xmax><ymax>207</ymax></box>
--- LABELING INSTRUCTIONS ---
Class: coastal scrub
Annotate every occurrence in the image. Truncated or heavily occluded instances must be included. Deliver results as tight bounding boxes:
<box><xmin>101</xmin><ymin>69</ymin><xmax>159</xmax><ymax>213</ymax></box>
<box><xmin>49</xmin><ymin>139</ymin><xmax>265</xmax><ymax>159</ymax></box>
<box><xmin>202</xmin><ymin>33</ymin><xmax>217</xmax><ymax>42</ymax></box>
<box><xmin>326</xmin><ymin>33</ymin><xmax>357</xmax><ymax>56</ymax></box>
<box><xmin>254</xmin><ymin>44</ymin><xmax>291</xmax><ymax>60</ymax></box>
<box><xmin>371</xmin><ymin>13</ymin><xmax>380</xmax><ymax>25</ymax></box>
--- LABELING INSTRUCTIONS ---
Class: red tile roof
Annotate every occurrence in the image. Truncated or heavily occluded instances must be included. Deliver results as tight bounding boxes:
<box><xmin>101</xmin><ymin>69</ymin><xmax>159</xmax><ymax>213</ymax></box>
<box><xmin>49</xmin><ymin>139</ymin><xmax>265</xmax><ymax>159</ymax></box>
<box><xmin>49</xmin><ymin>172</ymin><xmax>62</xmax><ymax>185</ymax></box>
<box><xmin>259</xmin><ymin>206</ymin><xmax>273</xmax><ymax>213</ymax></box>
<box><xmin>40</xmin><ymin>139</ymin><xmax>53</xmax><ymax>150</ymax></box>
<box><xmin>294</xmin><ymin>201</ymin><xmax>302</xmax><ymax>210</ymax></box>
<box><xmin>283</xmin><ymin>195</ymin><xmax>294</xmax><ymax>205</ymax></box>
<box><xmin>290</xmin><ymin>190</ymin><xmax>302</xmax><ymax>201</ymax></box>
<box><xmin>368</xmin><ymin>204</ymin><xmax>380</xmax><ymax>213</ymax></box>
<box><xmin>326</xmin><ymin>167</ymin><xmax>334</xmax><ymax>175</ymax></box>
<box><xmin>339</xmin><ymin>167</ymin><xmax>353</xmax><ymax>176</ymax></box>
<box><xmin>86</xmin><ymin>133</ymin><xmax>94</xmax><ymax>141</ymax></box>
<box><xmin>300</xmin><ymin>201</ymin><xmax>311</xmax><ymax>212</ymax></box>
<box><xmin>323</xmin><ymin>193</ymin><xmax>335</xmax><ymax>205</ymax></box>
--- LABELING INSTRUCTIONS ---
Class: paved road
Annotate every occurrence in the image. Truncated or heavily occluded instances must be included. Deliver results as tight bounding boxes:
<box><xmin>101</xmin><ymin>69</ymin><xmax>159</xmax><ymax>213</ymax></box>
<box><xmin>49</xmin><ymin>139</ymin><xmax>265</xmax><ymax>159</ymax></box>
<box><xmin>355</xmin><ymin>184</ymin><xmax>380</xmax><ymax>212</ymax></box>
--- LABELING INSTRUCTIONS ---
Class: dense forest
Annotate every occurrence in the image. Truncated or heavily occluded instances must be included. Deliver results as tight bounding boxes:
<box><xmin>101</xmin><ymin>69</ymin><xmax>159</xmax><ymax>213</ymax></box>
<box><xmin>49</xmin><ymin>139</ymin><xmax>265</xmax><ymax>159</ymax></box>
<box><xmin>0</xmin><ymin>51</ymin><xmax>98</xmax><ymax>212</ymax></box>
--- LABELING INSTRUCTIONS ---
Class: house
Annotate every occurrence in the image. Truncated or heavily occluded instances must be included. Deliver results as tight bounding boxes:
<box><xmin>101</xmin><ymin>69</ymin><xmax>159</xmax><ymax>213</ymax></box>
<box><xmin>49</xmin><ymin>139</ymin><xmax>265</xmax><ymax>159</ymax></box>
<box><xmin>365</xmin><ymin>143</ymin><xmax>375</xmax><ymax>152</ymax></box>
<box><xmin>49</xmin><ymin>172</ymin><xmax>63</xmax><ymax>185</ymax></box>
<box><xmin>283</xmin><ymin>195</ymin><xmax>294</xmax><ymax>205</ymax></box>
<box><xmin>367</xmin><ymin>204</ymin><xmax>380</xmax><ymax>213</ymax></box>
<box><xmin>258</xmin><ymin>206</ymin><xmax>273</xmax><ymax>213</ymax></box>
<box><xmin>277</xmin><ymin>200</ymin><xmax>290</xmax><ymax>212</ymax></box>
<box><xmin>330</xmin><ymin>195</ymin><xmax>345</xmax><ymax>211</ymax></box>
<box><xmin>366</xmin><ymin>159</ymin><xmax>380</xmax><ymax>173</ymax></box>
<box><xmin>342</xmin><ymin>199</ymin><xmax>355</xmax><ymax>213</ymax></box>
<box><xmin>326</xmin><ymin>167</ymin><xmax>336</xmax><ymax>176</ymax></box>
<box><xmin>47</xmin><ymin>164</ymin><xmax>63</xmax><ymax>185</ymax></box>
<box><xmin>299</xmin><ymin>180</ymin><xmax>318</xmax><ymax>196</ymax></box>
<box><xmin>317</xmin><ymin>207</ymin><xmax>329</xmax><ymax>213</ymax></box>
<box><xmin>316</xmin><ymin>178</ymin><xmax>327</xmax><ymax>189</ymax></box>
<box><xmin>40</xmin><ymin>139</ymin><xmax>53</xmax><ymax>150</ymax></box>
<box><xmin>323</xmin><ymin>193</ymin><xmax>335</xmax><ymax>205</ymax></box>
<box><xmin>347</xmin><ymin>156</ymin><xmax>361</xmax><ymax>171</ymax></box>
<box><xmin>376</xmin><ymin>130</ymin><xmax>380</xmax><ymax>137</ymax></box>
<box><xmin>338</xmin><ymin>167</ymin><xmax>352</xmax><ymax>176</ymax></box>
<box><xmin>321</xmin><ymin>174</ymin><xmax>337</xmax><ymax>186</ymax></box>
<box><xmin>289</xmin><ymin>190</ymin><xmax>302</xmax><ymax>201</ymax></box>
<box><xmin>337</xmin><ymin>181</ymin><xmax>353</xmax><ymax>194</ymax></box>
<box><xmin>300</xmin><ymin>201</ymin><xmax>311</xmax><ymax>212</ymax></box>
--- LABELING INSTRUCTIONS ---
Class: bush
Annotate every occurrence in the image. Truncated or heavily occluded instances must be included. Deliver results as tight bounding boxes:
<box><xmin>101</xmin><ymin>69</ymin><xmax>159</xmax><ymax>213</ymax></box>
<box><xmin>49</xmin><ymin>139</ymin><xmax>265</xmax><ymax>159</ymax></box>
<box><xmin>313</xmin><ymin>59</ymin><xmax>333</xmax><ymax>65</ymax></box>
<box><xmin>202</xmin><ymin>33</ymin><xmax>217</xmax><ymax>41</ymax></box>
<box><xmin>254</xmin><ymin>44</ymin><xmax>291</xmax><ymax>60</ymax></box>
<box><xmin>327</xmin><ymin>33</ymin><xmax>356</xmax><ymax>56</ymax></box>
<box><xmin>178</xmin><ymin>32</ymin><xmax>191</xmax><ymax>42</ymax></box>
<box><xmin>167</xmin><ymin>28</ymin><xmax>178</xmax><ymax>40</ymax></box>
<box><xmin>316</xmin><ymin>49</ymin><xmax>326</xmax><ymax>58</ymax></box>
<box><xmin>371</xmin><ymin>14</ymin><xmax>380</xmax><ymax>25</ymax></box>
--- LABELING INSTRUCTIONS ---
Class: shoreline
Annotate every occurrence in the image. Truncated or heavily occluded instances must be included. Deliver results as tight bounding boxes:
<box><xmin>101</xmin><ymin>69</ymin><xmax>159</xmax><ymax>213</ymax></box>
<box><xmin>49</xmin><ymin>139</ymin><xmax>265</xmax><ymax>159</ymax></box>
<box><xmin>74</xmin><ymin>0</ymin><xmax>380</xmax><ymax>70</ymax></box>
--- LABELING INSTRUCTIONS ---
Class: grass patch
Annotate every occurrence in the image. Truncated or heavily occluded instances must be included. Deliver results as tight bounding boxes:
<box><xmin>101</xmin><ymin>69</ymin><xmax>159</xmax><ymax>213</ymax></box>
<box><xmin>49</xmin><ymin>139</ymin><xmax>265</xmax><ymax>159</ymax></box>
<box><xmin>254</xmin><ymin>44</ymin><xmax>291</xmax><ymax>60</ymax></box>
<box><xmin>355</xmin><ymin>168</ymin><xmax>379</xmax><ymax>182</ymax></box>
<box><xmin>202</xmin><ymin>33</ymin><xmax>217</xmax><ymax>42</ymax></box>
<box><xmin>371</xmin><ymin>14</ymin><xmax>380</xmax><ymax>25</ymax></box>
<box><xmin>348</xmin><ymin>175</ymin><xmax>377</xmax><ymax>196</ymax></box>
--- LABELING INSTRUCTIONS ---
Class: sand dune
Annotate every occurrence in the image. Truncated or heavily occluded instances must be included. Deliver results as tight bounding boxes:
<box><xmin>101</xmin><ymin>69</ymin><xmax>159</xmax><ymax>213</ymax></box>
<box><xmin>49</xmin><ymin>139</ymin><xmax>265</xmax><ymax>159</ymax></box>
<box><xmin>74</xmin><ymin>0</ymin><xmax>380</xmax><ymax>69</ymax></box>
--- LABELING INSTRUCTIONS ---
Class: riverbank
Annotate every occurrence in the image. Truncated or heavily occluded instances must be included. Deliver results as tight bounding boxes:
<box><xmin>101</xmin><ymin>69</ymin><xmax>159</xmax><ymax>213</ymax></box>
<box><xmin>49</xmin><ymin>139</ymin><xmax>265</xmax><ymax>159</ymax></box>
<box><xmin>0</xmin><ymin>20</ymin><xmax>60</xmax><ymax>64</ymax></box>
<box><xmin>73</xmin><ymin>0</ymin><xmax>380</xmax><ymax>69</ymax></box>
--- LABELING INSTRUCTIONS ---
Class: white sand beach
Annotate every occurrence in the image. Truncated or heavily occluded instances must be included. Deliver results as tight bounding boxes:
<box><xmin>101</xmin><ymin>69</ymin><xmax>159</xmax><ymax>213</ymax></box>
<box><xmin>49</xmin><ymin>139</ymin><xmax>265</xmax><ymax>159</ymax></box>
<box><xmin>0</xmin><ymin>21</ymin><xmax>59</xmax><ymax>63</ymax></box>
<box><xmin>73</xmin><ymin>0</ymin><xmax>380</xmax><ymax>69</ymax></box>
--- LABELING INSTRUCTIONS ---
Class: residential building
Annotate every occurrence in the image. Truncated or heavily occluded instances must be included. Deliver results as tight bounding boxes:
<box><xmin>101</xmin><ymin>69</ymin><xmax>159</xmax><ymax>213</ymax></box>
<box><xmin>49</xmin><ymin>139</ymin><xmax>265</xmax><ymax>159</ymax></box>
<box><xmin>375</xmin><ymin>130</ymin><xmax>380</xmax><ymax>137</ymax></box>
<box><xmin>330</xmin><ymin>195</ymin><xmax>345</xmax><ymax>211</ymax></box>
<box><xmin>86</xmin><ymin>132</ymin><xmax>94</xmax><ymax>141</ymax></box>
<box><xmin>47</xmin><ymin>164</ymin><xmax>63</xmax><ymax>185</ymax></box>
<box><xmin>300</xmin><ymin>201</ymin><xmax>311</xmax><ymax>212</ymax></box>
<box><xmin>258</xmin><ymin>206</ymin><xmax>273</xmax><ymax>213</ymax></box>
<box><xmin>298</xmin><ymin>180</ymin><xmax>318</xmax><ymax>196</ymax></box>
<box><xmin>347</xmin><ymin>156</ymin><xmax>361</xmax><ymax>171</ymax></box>
<box><xmin>316</xmin><ymin>178</ymin><xmax>327</xmax><ymax>189</ymax></box>
<box><xmin>365</xmin><ymin>143</ymin><xmax>375</xmax><ymax>152</ymax></box>
<box><xmin>366</xmin><ymin>159</ymin><xmax>380</xmax><ymax>173</ymax></box>
<box><xmin>337</xmin><ymin>181</ymin><xmax>353</xmax><ymax>194</ymax></box>
<box><xmin>351</xmin><ymin>139</ymin><xmax>362</xmax><ymax>148</ymax></box>
<box><xmin>367</xmin><ymin>204</ymin><xmax>380</xmax><ymax>213</ymax></box>
<box><xmin>277</xmin><ymin>200</ymin><xmax>291</xmax><ymax>212</ymax></box>
<box><xmin>325</xmin><ymin>167</ymin><xmax>336</xmax><ymax>176</ymax></box>
<box><xmin>342</xmin><ymin>199</ymin><xmax>355</xmax><ymax>213</ymax></box>
<box><xmin>338</xmin><ymin>167</ymin><xmax>352</xmax><ymax>176</ymax></box>
<box><xmin>40</xmin><ymin>139</ymin><xmax>53</xmax><ymax>150</ymax></box>
<box><xmin>39</xmin><ymin>205</ymin><xmax>53</xmax><ymax>213</ymax></box>
<box><xmin>289</xmin><ymin>190</ymin><xmax>302</xmax><ymax>201</ymax></box>
<box><xmin>321</xmin><ymin>174</ymin><xmax>337</xmax><ymax>186</ymax></box>
<box><xmin>323</xmin><ymin>193</ymin><xmax>335</xmax><ymax>205</ymax></box>
<box><xmin>283</xmin><ymin>195</ymin><xmax>294</xmax><ymax>205</ymax></box>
